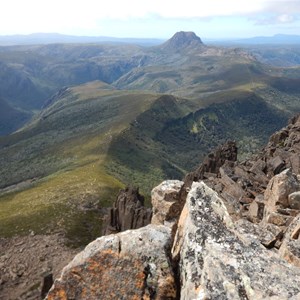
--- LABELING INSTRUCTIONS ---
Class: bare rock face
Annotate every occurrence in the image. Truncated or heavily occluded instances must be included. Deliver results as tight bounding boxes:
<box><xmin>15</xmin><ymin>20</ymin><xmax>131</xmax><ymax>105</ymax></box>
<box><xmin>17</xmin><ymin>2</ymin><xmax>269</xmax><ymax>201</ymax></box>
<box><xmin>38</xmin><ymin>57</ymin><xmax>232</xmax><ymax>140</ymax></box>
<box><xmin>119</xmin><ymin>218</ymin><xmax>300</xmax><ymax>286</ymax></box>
<box><xmin>181</xmin><ymin>140</ymin><xmax>240</xmax><ymax>218</ymax></box>
<box><xmin>279</xmin><ymin>214</ymin><xmax>300</xmax><ymax>267</ymax></box>
<box><xmin>103</xmin><ymin>186</ymin><xmax>152</xmax><ymax>235</ymax></box>
<box><xmin>236</xmin><ymin>218</ymin><xmax>283</xmax><ymax>248</ymax></box>
<box><xmin>183</xmin><ymin>114</ymin><xmax>300</xmax><ymax>225</ymax></box>
<box><xmin>172</xmin><ymin>182</ymin><xmax>300</xmax><ymax>300</ymax></box>
<box><xmin>264</xmin><ymin>168</ymin><xmax>300</xmax><ymax>224</ymax></box>
<box><xmin>264</xmin><ymin>114</ymin><xmax>300</xmax><ymax>176</ymax></box>
<box><xmin>46</xmin><ymin>225</ymin><xmax>177</xmax><ymax>300</ymax></box>
<box><xmin>151</xmin><ymin>180</ymin><xmax>184</xmax><ymax>227</ymax></box>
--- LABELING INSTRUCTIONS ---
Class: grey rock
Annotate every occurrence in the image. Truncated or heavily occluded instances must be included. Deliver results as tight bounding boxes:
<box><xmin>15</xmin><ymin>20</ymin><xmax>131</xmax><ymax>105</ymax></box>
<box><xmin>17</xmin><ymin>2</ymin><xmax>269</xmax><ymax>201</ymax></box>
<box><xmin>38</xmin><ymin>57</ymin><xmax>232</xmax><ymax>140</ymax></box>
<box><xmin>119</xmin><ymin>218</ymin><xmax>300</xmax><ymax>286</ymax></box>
<box><xmin>279</xmin><ymin>214</ymin><xmax>300</xmax><ymax>267</ymax></box>
<box><xmin>103</xmin><ymin>186</ymin><xmax>152</xmax><ymax>235</ymax></box>
<box><xmin>266</xmin><ymin>212</ymin><xmax>294</xmax><ymax>226</ymax></box>
<box><xmin>248</xmin><ymin>199</ymin><xmax>265</xmax><ymax>222</ymax></box>
<box><xmin>267</xmin><ymin>156</ymin><xmax>285</xmax><ymax>175</ymax></box>
<box><xmin>289</xmin><ymin>153</ymin><xmax>300</xmax><ymax>175</ymax></box>
<box><xmin>250</xmin><ymin>159</ymin><xmax>266</xmax><ymax>174</ymax></box>
<box><xmin>236</xmin><ymin>219</ymin><xmax>283</xmax><ymax>248</ymax></box>
<box><xmin>264</xmin><ymin>169</ymin><xmax>300</xmax><ymax>219</ymax></box>
<box><xmin>172</xmin><ymin>182</ymin><xmax>300</xmax><ymax>300</ymax></box>
<box><xmin>288</xmin><ymin>191</ymin><xmax>300</xmax><ymax>210</ymax></box>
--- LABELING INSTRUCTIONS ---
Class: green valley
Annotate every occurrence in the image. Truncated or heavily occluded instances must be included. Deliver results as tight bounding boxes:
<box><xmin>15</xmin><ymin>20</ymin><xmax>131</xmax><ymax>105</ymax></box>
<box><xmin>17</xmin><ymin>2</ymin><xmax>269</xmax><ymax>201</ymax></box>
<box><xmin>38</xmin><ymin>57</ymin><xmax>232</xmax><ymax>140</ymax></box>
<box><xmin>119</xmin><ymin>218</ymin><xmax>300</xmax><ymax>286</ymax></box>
<box><xmin>0</xmin><ymin>32</ymin><xmax>300</xmax><ymax>247</ymax></box>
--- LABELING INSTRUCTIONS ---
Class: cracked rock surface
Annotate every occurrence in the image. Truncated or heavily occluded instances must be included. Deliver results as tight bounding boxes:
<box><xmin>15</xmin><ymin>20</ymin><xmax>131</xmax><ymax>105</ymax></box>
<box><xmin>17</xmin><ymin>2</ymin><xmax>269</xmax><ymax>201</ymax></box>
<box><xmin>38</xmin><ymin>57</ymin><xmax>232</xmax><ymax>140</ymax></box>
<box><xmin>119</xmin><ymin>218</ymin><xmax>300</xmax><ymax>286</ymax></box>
<box><xmin>173</xmin><ymin>182</ymin><xmax>300</xmax><ymax>300</ymax></box>
<box><xmin>46</xmin><ymin>225</ymin><xmax>177</xmax><ymax>300</ymax></box>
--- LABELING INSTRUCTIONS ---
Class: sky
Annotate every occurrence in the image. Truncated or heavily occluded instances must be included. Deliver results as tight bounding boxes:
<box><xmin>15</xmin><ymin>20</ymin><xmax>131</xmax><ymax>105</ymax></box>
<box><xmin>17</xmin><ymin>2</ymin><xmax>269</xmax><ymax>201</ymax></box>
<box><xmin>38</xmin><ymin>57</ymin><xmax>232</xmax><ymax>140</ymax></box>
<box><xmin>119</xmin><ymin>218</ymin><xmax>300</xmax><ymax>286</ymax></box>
<box><xmin>1</xmin><ymin>0</ymin><xmax>300</xmax><ymax>39</ymax></box>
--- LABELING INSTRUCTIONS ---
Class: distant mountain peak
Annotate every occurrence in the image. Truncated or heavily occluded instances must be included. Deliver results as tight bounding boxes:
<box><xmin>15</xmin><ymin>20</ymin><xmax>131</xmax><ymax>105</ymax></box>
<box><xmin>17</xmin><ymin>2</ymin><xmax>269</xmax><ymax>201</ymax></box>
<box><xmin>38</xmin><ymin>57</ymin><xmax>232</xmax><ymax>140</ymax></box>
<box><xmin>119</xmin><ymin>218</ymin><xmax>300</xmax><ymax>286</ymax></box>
<box><xmin>161</xmin><ymin>31</ymin><xmax>204</xmax><ymax>51</ymax></box>
<box><xmin>171</xmin><ymin>31</ymin><xmax>203</xmax><ymax>44</ymax></box>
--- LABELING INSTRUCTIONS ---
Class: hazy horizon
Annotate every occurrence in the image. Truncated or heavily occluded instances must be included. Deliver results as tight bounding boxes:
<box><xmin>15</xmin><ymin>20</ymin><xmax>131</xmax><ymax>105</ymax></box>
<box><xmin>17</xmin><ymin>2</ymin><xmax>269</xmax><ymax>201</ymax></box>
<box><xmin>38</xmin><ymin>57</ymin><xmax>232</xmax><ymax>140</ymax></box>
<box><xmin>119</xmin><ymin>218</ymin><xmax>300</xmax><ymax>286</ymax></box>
<box><xmin>1</xmin><ymin>0</ymin><xmax>300</xmax><ymax>40</ymax></box>
<box><xmin>0</xmin><ymin>31</ymin><xmax>299</xmax><ymax>41</ymax></box>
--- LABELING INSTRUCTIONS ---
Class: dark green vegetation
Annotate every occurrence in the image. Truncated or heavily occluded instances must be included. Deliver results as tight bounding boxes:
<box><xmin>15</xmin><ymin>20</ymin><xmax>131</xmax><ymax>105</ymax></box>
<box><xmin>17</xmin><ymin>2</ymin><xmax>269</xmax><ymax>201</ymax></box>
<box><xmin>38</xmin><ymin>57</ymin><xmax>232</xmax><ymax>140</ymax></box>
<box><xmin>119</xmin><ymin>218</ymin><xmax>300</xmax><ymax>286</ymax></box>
<box><xmin>0</xmin><ymin>43</ymin><xmax>145</xmax><ymax>135</ymax></box>
<box><xmin>0</xmin><ymin>32</ymin><xmax>300</xmax><ymax>246</ymax></box>
<box><xmin>0</xmin><ymin>82</ymin><xmax>158</xmax><ymax>245</ymax></box>
<box><xmin>0</xmin><ymin>97</ymin><xmax>31</xmax><ymax>135</ymax></box>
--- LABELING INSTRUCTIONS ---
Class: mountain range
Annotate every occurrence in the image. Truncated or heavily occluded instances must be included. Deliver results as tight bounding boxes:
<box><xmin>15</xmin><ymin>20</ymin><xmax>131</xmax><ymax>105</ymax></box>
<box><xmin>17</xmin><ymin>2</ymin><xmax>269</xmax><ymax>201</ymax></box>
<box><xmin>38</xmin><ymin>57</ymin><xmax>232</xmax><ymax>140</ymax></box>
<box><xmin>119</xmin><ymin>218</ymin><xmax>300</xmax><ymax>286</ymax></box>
<box><xmin>0</xmin><ymin>32</ymin><xmax>164</xmax><ymax>46</ymax></box>
<box><xmin>2</xmin><ymin>32</ymin><xmax>300</xmax><ymax>46</ymax></box>
<box><xmin>231</xmin><ymin>34</ymin><xmax>300</xmax><ymax>45</ymax></box>
<box><xmin>0</xmin><ymin>31</ymin><xmax>300</xmax><ymax>248</ymax></box>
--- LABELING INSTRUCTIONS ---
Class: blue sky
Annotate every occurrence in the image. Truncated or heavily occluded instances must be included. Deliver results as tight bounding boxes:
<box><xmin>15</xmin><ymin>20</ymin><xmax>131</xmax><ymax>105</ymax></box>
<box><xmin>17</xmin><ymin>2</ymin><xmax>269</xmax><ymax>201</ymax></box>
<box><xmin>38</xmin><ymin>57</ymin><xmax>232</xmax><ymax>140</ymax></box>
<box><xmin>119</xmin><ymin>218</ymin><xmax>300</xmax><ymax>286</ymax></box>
<box><xmin>1</xmin><ymin>0</ymin><xmax>300</xmax><ymax>39</ymax></box>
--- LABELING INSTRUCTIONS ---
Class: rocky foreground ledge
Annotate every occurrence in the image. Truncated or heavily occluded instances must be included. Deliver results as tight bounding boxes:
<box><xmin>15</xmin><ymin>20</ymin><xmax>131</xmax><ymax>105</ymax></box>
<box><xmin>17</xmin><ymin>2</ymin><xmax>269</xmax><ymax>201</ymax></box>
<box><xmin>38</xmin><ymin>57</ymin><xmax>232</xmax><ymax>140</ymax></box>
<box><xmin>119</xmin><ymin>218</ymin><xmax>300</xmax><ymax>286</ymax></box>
<box><xmin>46</xmin><ymin>115</ymin><xmax>300</xmax><ymax>300</ymax></box>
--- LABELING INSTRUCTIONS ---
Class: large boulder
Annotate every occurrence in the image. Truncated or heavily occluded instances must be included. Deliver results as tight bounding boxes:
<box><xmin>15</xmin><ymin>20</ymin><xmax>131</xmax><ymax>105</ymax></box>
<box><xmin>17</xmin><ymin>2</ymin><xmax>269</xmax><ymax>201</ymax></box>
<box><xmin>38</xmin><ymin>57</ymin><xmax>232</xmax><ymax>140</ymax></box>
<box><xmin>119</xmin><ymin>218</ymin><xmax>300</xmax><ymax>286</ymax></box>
<box><xmin>172</xmin><ymin>182</ymin><xmax>300</xmax><ymax>300</ymax></box>
<box><xmin>264</xmin><ymin>168</ymin><xmax>300</xmax><ymax>224</ymax></box>
<box><xmin>46</xmin><ymin>225</ymin><xmax>177</xmax><ymax>299</ymax></box>
<box><xmin>288</xmin><ymin>191</ymin><xmax>300</xmax><ymax>210</ymax></box>
<box><xmin>151</xmin><ymin>180</ymin><xmax>184</xmax><ymax>228</ymax></box>
<box><xmin>279</xmin><ymin>214</ymin><xmax>300</xmax><ymax>267</ymax></box>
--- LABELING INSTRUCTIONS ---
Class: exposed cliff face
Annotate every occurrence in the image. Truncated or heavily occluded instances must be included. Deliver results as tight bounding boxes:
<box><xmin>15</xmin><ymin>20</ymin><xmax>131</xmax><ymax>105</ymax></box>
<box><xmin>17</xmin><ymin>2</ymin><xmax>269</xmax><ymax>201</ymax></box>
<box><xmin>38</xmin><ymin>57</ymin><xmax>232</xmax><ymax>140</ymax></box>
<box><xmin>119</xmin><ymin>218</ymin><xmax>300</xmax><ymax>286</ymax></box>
<box><xmin>102</xmin><ymin>186</ymin><xmax>152</xmax><ymax>235</ymax></box>
<box><xmin>46</xmin><ymin>114</ymin><xmax>300</xmax><ymax>299</ymax></box>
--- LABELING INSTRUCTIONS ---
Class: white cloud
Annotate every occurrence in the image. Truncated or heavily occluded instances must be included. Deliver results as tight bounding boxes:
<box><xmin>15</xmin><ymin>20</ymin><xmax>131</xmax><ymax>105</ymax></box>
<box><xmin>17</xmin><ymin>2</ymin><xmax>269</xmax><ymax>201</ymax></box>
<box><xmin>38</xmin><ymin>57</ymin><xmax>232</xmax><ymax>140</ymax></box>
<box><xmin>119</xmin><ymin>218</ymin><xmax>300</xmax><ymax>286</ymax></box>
<box><xmin>250</xmin><ymin>1</ymin><xmax>300</xmax><ymax>25</ymax></box>
<box><xmin>0</xmin><ymin>0</ymin><xmax>271</xmax><ymax>22</ymax></box>
<box><xmin>263</xmin><ymin>0</ymin><xmax>300</xmax><ymax>14</ymax></box>
<box><xmin>0</xmin><ymin>0</ymin><xmax>299</xmax><ymax>35</ymax></box>
<box><xmin>277</xmin><ymin>14</ymin><xmax>295</xmax><ymax>23</ymax></box>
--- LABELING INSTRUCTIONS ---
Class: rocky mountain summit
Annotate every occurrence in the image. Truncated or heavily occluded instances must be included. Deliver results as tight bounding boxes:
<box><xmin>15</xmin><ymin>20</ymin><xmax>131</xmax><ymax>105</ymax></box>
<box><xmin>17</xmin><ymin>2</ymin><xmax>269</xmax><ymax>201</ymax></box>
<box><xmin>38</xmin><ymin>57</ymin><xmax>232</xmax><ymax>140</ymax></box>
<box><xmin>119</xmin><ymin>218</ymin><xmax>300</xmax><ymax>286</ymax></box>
<box><xmin>44</xmin><ymin>114</ymin><xmax>300</xmax><ymax>299</ymax></box>
<box><xmin>160</xmin><ymin>31</ymin><xmax>204</xmax><ymax>52</ymax></box>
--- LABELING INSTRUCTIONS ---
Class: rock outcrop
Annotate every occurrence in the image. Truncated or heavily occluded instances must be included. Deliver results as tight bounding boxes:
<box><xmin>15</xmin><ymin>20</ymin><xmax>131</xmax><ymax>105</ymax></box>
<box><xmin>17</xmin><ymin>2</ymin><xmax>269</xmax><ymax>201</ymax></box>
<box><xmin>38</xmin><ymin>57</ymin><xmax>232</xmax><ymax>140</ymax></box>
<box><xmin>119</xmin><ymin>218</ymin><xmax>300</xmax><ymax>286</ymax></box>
<box><xmin>103</xmin><ymin>186</ymin><xmax>152</xmax><ymax>235</ymax></box>
<box><xmin>172</xmin><ymin>182</ymin><xmax>300</xmax><ymax>299</ymax></box>
<box><xmin>46</xmin><ymin>114</ymin><xmax>300</xmax><ymax>299</ymax></box>
<box><xmin>264</xmin><ymin>168</ymin><xmax>300</xmax><ymax>226</ymax></box>
<box><xmin>184</xmin><ymin>140</ymin><xmax>238</xmax><ymax>187</ymax></box>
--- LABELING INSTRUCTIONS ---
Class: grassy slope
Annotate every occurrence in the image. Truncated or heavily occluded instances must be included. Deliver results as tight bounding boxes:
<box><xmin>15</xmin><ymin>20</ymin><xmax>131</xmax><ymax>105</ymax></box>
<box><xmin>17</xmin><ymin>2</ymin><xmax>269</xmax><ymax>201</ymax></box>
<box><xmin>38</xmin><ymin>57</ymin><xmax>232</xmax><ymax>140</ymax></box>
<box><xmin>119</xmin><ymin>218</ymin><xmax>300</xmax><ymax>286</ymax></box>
<box><xmin>0</xmin><ymin>43</ymin><xmax>144</xmax><ymax>134</ymax></box>
<box><xmin>0</xmin><ymin>44</ymin><xmax>143</xmax><ymax>109</ymax></box>
<box><xmin>0</xmin><ymin>98</ymin><xmax>32</xmax><ymax>136</ymax></box>
<box><xmin>0</xmin><ymin>81</ymin><xmax>158</xmax><ymax>246</ymax></box>
<box><xmin>106</xmin><ymin>90</ymin><xmax>290</xmax><ymax>195</ymax></box>
<box><xmin>245</xmin><ymin>45</ymin><xmax>300</xmax><ymax>67</ymax></box>
<box><xmin>114</xmin><ymin>47</ymin><xmax>264</xmax><ymax>97</ymax></box>
<box><xmin>105</xmin><ymin>95</ymin><xmax>195</xmax><ymax>195</ymax></box>
<box><xmin>1</xmin><ymin>42</ymin><xmax>300</xmax><ymax>247</ymax></box>
<box><xmin>106</xmin><ymin>46</ymin><xmax>300</xmax><ymax>190</ymax></box>
<box><xmin>1</xmin><ymin>41</ymin><xmax>300</xmax><ymax>135</ymax></box>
